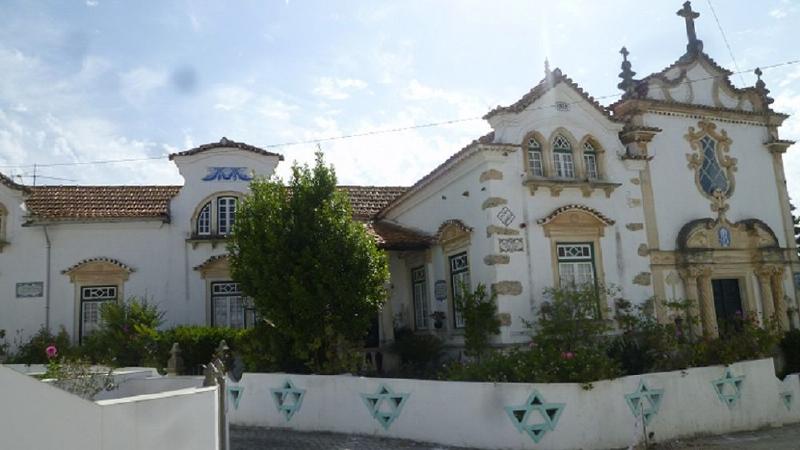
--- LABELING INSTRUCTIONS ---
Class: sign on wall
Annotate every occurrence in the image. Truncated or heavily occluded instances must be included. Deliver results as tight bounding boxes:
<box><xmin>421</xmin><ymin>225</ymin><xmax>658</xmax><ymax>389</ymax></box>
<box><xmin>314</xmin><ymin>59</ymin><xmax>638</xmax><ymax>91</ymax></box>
<box><xmin>16</xmin><ymin>282</ymin><xmax>44</xmax><ymax>298</ymax></box>
<box><xmin>434</xmin><ymin>280</ymin><xmax>447</xmax><ymax>302</ymax></box>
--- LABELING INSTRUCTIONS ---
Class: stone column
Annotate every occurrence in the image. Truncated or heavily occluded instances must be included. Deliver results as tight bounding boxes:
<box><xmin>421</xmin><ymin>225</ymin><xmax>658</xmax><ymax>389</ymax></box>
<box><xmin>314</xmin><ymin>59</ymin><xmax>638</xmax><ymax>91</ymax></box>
<box><xmin>680</xmin><ymin>269</ymin><xmax>703</xmax><ymax>339</ymax></box>
<box><xmin>698</xmin><ymin>271</ymin><xmax>719</xmax><ymax>339</ymax></box>
<box><xmin>757</xmin><ymin>267</ymin><xmax>776</xmax><ymax>324</ymax></box>
<box><xmin>770</xmin><ymin>268</ymin><xmax>789</xmax><ymax>331</ymax></box>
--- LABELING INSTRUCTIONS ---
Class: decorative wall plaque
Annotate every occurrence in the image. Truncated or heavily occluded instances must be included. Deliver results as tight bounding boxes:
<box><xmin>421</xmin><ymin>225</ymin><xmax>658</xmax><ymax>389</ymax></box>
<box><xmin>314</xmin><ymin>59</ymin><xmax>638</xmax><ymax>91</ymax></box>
<box><xmin>16</xmin><ymin>282</ymin><xmax>43</xmax><ymax>298</ymax></box>
<box><xmin>497</xmin><ymin>207</ymin><xmax>516</xmax><ymax>226</ymax></box>
<box><xmin>434</xmin><ymin>280</ymin><xmax>447</xmax><ymax>302</ymax></box>
<box><xmin>499</xmin><ymin>238</ymin><xmax>524</xmax><ymax>253</ymax></box>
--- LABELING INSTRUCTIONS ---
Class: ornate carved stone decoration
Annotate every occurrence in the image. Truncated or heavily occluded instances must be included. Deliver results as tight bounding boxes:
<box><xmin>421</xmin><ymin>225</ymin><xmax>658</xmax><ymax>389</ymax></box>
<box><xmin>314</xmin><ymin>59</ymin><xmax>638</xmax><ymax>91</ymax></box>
<box><xmin>685</xmin><ymin>120</ymin><xmax>737</xmax><ymax>207</ymax></box>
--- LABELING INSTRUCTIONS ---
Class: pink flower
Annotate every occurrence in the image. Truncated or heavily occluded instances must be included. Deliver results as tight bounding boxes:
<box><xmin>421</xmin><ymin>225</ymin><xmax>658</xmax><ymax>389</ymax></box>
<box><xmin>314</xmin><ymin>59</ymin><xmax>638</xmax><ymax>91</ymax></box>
<box><xmin>45</xmin><ymin>345</ymin><xmax>58</xmax><ymax>359</ymax></box>
<box><xmin>561</xmin><ymin>351</ymin><xmax>575</xmax><ymax>360</ymax></box>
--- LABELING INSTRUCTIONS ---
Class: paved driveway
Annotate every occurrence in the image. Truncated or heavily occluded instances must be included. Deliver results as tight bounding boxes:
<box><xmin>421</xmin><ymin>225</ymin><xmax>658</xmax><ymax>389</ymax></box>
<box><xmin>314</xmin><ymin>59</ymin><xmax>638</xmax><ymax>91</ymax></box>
<box><xmin>231</xmin><ymin>426</ymin><xmax>479</xmax><ymax>450</ymax></box>
<box><xmin>232</xmin><ymin>423</ymin><xmax>800</xmax><ymax>450</ymax></box>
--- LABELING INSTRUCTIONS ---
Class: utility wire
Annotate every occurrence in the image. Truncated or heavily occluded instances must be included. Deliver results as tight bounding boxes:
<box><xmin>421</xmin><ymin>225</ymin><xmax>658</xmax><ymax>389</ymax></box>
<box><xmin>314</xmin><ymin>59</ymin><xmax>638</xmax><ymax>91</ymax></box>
<box><xmin>1</xmin><ymin>57</ymin><xmax>799</xmax><ymax>172</ymax></box>
<box><xmin>706</xmin><ymin>0</ymin><xmax>745</xmax><ymax>85</ymax></box>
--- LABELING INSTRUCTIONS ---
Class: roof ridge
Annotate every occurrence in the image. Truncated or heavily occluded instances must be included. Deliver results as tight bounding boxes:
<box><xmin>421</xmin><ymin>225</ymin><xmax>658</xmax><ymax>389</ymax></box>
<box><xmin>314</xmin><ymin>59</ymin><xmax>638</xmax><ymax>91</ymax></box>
<box><xmin>483</xmin><ymin>67</ymin><xmax>618</xmax><ymax>122</ymax></box>
<box><xmin>169</xmin><ymin>137</ymin><xmax>284</xmax><ymax>161</ymax></box>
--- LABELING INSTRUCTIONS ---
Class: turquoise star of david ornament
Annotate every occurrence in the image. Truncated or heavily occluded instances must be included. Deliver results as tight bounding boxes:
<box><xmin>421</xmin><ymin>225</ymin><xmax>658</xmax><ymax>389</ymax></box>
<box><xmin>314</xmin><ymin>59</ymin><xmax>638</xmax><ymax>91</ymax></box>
<box><xmin>360</xmin><ymin>384</ymin><xmax>410</xmax><ymax>430</ymax></box>
<box><xmin>625</xmin><ymin>379</ymin><xmax>664</xmax><ymax>426</ymax></box>
<box><xmin>270</xmin><ymin>379</ymin><xmax>306</xmax><ymax>421</ymax></box>
<box><xmin>712</xmin><ymin>368</ymin><xmax>745</xmax><ymax>408</ymax></box>
<box><xmin>504</xmin><ymin>390</ymin><xmax>565</xmax><ymax>443</ymax></box>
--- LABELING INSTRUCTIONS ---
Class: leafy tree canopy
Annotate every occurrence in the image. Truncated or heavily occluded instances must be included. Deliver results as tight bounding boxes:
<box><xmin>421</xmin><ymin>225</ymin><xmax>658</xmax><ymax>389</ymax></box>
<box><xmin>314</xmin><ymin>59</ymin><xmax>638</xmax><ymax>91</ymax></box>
<box><xmin>229</xmin><ymin>152</ymin><xmax>389</xmax><ymax>373</ymax></box>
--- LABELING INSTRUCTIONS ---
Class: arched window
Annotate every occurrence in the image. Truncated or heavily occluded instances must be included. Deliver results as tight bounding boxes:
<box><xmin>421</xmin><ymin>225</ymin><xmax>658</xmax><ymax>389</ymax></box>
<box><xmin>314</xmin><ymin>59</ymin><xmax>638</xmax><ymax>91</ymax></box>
<box><xmin>193</xmin><ymin>194</ymin><xmax>241</xmax><ymax>237</ymax></box>
<box><xmin>552</xmin><ymin>134</ymin><xmax>574</xmax><ymax>178</ymax></box>
<box><xmin>196</xmin><ymin>202</ymin><xmax>211</xmax><ymax>236</ymax></box>
<box><xmin>527</xmin><ymin>137</ymin><xmax>544</xmax><ymax>177</ymax></box>
<box><xmin>583</xmin><ymin>141</ymin><xmax>599</xmax><ymax>180</ymax></box>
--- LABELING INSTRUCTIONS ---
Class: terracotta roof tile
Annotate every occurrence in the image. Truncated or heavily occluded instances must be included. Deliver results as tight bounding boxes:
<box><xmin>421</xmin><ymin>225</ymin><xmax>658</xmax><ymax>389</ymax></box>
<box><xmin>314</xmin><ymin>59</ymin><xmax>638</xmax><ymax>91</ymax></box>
<box><xmin>483</xmin><ymin>68</ymin><xmax>618</xmax><ymax>122</ymax></box>
<box><xmin>365</xmin><ymin>220</ymin><xmax>433</xmax><ymax>250</ymax></box>
<box><xmin>338</xmin><ymin>186</ymin><xmax>408</xmax><ymax>219</ymax></box>
<box><xmin>537</xmin><ymin>204</ymin><xmax>615</xmax><ymax>226</ymax></box>
<box><xmin>25</xmin><ymin>185</ymin><xmax>182</xmax><ymax>222</ymax></box>
<box><xmin>169</xmin><ymin>137</ymin><xmax>284</xmax><ymax>161</ymax></box>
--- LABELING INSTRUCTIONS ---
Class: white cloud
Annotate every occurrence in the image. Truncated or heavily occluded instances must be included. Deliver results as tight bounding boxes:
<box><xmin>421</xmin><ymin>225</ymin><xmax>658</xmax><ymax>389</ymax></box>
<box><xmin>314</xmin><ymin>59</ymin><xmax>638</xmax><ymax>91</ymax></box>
<box><xmin>770</xmin><ymin>8</ymin><xmax>787</xmax><ymax>19</ymax></box>
<box><xmin>86</xmin><ymin>0</ymin><xmax>99</xmax><ymax>6</ymax></box>
<box><xmin>119</xmin><ymin>67</ymin><xmax>167</xmax><ymax>107</ymax></box>
<box><xmin>312</xmin><ymin>77</ymin><xmax>368</xmax><ymax>100</ymax></box>
<box><xmin>212</xmin><ymin>85</ymin><xmax>255</xmax><ymax>111</ymax></box>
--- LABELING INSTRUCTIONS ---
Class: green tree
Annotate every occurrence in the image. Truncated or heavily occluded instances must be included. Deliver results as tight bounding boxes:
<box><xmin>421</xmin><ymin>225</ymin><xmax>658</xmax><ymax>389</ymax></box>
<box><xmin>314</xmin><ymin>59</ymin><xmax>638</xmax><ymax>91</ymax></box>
<box><xmin>229</xmin><ymin>152</ymin><xmax>389</xmax><ymax>373</ymax></box>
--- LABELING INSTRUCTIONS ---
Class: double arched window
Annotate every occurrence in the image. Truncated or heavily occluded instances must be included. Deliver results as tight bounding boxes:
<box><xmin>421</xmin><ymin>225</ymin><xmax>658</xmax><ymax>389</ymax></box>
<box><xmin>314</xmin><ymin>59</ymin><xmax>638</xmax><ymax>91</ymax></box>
<box><xmin>522</xmin><ymin>131</ymin><xmax>605</xmax><ymax>181</ymax></box>
<box><xmin>194</xmin><ymin>194</ymin><xmax>241</xmax><ymax>237</ymax></box>
<box><xmin>552</xmin><ymin>134</ymin><xmax>575</xmax><ymax>178</ymax></box>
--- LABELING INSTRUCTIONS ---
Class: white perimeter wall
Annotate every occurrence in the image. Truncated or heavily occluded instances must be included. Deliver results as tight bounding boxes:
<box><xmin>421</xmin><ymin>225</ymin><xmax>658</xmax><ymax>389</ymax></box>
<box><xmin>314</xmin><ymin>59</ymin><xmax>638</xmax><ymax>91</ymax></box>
<box><xmin>228</xmin><ymin>358</ymin><xmax>800</xmax><ymax>450</ymax></box>
<box><xmin>0</xmin><ymin>365</ymin><xmax>218</xmax><ymax>450</ymax></box>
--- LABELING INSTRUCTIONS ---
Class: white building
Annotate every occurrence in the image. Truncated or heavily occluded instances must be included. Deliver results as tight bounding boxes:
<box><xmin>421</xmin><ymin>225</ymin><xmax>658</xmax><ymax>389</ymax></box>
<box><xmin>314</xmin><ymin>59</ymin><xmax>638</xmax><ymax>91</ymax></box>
<box><xmin>1</xmin><ymin>2</ymin><xmax>797</xmax><ymax>350</ymax></box>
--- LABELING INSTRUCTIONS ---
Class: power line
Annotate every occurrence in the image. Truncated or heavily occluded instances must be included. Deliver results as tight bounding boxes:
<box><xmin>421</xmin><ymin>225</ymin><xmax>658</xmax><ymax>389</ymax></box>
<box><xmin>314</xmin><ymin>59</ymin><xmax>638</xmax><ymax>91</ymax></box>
<box><xmin>0</xmin><ymin>57</ymin><xmax>798</xmax><ymax>172</ymax></box>
<box><xmin>706</xmin><ymin>0</ymin><xmax>745</xmax><ymax>85</ymax></box>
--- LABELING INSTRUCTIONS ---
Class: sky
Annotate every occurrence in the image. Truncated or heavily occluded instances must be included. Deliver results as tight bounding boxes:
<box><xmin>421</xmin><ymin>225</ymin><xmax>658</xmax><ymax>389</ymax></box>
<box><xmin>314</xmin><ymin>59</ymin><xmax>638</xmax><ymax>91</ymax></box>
<box><xmin>1</xmin><ymin>0</ymin><xmax>800</xmax><ymax>199</ymax></box>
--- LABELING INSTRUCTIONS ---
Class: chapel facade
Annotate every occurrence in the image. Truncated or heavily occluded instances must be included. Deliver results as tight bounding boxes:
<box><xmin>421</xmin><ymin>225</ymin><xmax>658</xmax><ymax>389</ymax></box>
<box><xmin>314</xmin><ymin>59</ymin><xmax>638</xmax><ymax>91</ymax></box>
<box><xmin>0</xmin><ymin>2</ymin><xmax>797</xmax><ymax>351</ymax></box>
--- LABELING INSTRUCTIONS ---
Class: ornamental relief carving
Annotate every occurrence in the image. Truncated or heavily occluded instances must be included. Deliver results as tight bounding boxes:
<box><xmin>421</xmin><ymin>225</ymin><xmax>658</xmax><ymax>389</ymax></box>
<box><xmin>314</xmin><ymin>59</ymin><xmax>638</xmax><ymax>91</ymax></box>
<box><xmin>685</xmin><ymin>120</ymin><xmax>737</xmax><ymax>201</ymax></box>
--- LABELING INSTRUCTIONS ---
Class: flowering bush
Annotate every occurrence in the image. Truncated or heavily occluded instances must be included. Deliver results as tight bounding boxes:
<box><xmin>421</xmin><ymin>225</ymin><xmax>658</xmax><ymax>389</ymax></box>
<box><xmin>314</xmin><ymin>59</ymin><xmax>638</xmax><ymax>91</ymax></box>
<box><xmin>43</xmin><ymin>345</ymin><xmax>116</xmax><ymax>400</ymax></box>
<box><xmin>6</xmin><ymin>326</ymin><xmax>75</xmax><ymax>364</ymax></box>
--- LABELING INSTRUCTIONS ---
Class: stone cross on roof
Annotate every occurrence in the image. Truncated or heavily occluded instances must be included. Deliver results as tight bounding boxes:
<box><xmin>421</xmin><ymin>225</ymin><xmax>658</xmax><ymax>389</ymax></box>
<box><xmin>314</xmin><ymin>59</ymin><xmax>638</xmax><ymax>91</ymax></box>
<box><xmin>677</xmin><ymin>1</ymin><xmax>703</xmax><ymax>54</ymax></box>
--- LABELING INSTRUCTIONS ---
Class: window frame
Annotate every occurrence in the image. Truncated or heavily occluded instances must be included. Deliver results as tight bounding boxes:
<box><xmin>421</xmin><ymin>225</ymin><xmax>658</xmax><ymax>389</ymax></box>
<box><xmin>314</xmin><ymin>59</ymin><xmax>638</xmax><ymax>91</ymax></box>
<box><xmin>552</xmin><ymin>134</ymin><xmax>575</xmax><ymax>179</ymax></box>
<box><xmin>210</xmin><ymin>281</ymin><xmax>254</xmax><ymax>329</ymax></box>
<box><xmin>216</xmin><ymin>196</ymin><xmax>238</xmax><ymax>236</ymax></box>
<box><xmin>449</xmin><ymin>252</ymin><xmax>470</xmax><ymax>329</ymax></box>
<box><xmin>196</xmin><ymin>202</ymin><xmax>212</xmax><ymax>236</ymax></box>
<box><xmin>527</xmin><ymin>137</ymin><xmax>544</xmax><ymax>177</ymax></box>
<box><xmin>556</xmin><ymin>243</ymin><xmax>597</xmax><ymax>290</ymax></box>
<box><xmin>79</xmin><ymin>285</ymin><xmax>118</xmax><ymax>343</ymax></box>
<box><xmin>411</xmin><ymin>266</ymin><xmax>429</xmax><ymax>330</ymax></box>
<box><xmin>582</xmin><ymin>141</ymin><xmax>599</xmax><ymax>180</ymax></box>
<box><xmin>192</xmin><ymin>193</ymin><xmax>242</xmax><ymax>238</ymax></box>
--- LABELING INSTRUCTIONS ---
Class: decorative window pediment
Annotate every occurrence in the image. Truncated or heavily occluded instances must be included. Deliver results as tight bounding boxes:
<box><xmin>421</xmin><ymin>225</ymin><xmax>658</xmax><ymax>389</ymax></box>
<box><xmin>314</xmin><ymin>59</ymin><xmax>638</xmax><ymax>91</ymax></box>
<box><xmin>437</xmin><ymin>219</ymin><xmax>472</xmax><ymax>253</ymax></box>
<box><xmin>62</xmin><ymin>257</ymin><xmax>134</xmax><ymax>283</ymax></box>
<box><xmin>537</xmin><ymin>205</ymin><xmax>614</xmax><ymax>237</ymax></box>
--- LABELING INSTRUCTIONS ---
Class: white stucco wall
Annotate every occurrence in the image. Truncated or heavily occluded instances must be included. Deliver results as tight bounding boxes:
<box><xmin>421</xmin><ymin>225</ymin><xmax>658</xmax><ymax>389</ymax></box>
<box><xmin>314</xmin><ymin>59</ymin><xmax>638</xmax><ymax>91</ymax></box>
<box><xmin>228</xmin><ymin>359</ymin><xmax>799</xmax><ymax>450</ymax></box>
<box><xmin>0</xmin><ymin>364</ymin><xmax>218</xmax><ymax>450</ymax></box>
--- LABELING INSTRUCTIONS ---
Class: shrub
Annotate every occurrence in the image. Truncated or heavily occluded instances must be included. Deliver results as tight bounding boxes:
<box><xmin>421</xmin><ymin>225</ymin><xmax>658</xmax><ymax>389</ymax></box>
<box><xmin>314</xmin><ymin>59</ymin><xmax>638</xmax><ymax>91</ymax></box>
<box><xmin>443</xmin><ymin>285</ymin><xmax>622</xmax><ymax>384</ymax></box>
<box><xmin>609</xmin><ymin>298</ymin><xmax>695</xmax><ymax>375</ymax></box>
<box><xmin>7</xmin><ymin>326</ymin><xmax>75</xmax><ymax>364</ymax></box>
<box><xmin>0</xmin><ymin>329</ymin><xmax>8</xmax><ymax>361</ymax></box>
<box><xmin>81</xmin><ymin>298</ymin><xmax>164</xmax><ymax>367</ymax></box>
<box><xmin>391</xmin><ymin>328</ymin><xmax>443</xmax><ymax>376</ymax></box>
<box><xmin>456</xmin><ymin>283</ymin><xmax>500</xmax><ymax>361</ymax></box>
<box><xmin>781</xmin><ymin>329</ymin><xmax>800</xmax><ymax>376</ymax></box>
<box><xmin>43</xmin><ymin>347</ymin><xmax>116</xmax><ymax>400</ymax></box>
<box><xmin>691</xmin><ymin>316</ymin><xmax>781</xmax><ymax>367</ymax></box>
<box><xmin>157</xmin><ymin>325</ymin><xmax>248</xmax><ymax>374</ymax></box>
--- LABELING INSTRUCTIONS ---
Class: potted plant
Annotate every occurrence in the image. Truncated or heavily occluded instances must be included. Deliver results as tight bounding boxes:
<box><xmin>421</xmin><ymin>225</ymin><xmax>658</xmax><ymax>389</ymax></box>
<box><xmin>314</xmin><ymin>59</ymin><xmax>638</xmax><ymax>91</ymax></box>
<box><xmin>430</xmin><ymin>311</ymin><xmax>446</xmax><ymax>330</ymax></box>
